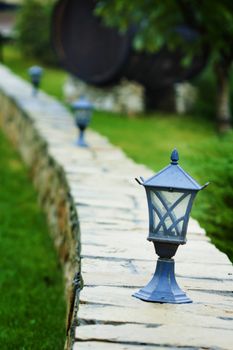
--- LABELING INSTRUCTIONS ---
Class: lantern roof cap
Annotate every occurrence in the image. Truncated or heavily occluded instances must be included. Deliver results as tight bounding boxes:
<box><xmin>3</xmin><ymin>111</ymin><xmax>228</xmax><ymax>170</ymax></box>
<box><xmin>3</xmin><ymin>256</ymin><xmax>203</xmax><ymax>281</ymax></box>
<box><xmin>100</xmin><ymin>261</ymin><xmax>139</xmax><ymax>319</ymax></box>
<box><xmin>72</xmin><ymin>96</ymin><xmax>93</xmax><ymax>110</ymax></box>
<box><xmin>141</xmin><ymin>149</ymin><xmax>207</xmax><ymax>191</ymax></box>
<box><xmin>28</xmin><ymin>66</ymin><xmax>43</xmax><ymax>75</ymax></box>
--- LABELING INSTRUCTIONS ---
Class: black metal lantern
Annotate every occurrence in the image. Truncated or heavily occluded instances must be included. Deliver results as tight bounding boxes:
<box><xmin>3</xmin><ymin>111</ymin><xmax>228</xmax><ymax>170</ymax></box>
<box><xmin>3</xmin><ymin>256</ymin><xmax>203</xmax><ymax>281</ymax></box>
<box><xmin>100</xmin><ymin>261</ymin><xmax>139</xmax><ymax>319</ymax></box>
<box><xmin>71</xmin><ymin>96</ymin><xmax>93</xmax><ymax>147</ymax></box>
<box><xmin>133</xmin><ymin>149</ymin><xmax>209</xmax><ymax>303</ymax></box>
<box><xmin>28</xmin><ymin>66</ymin><xmax>43</xmax><ymax>96</ymax></box>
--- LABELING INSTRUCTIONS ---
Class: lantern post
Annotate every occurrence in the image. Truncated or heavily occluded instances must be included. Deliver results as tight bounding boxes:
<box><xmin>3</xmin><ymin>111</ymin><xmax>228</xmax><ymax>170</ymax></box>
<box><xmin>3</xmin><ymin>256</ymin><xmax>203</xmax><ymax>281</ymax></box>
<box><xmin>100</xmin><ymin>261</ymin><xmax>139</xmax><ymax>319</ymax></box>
<box><xmin>133</xmin><ymin>149</ymin><xmax>209</xmax><ymax>304</ymax></box>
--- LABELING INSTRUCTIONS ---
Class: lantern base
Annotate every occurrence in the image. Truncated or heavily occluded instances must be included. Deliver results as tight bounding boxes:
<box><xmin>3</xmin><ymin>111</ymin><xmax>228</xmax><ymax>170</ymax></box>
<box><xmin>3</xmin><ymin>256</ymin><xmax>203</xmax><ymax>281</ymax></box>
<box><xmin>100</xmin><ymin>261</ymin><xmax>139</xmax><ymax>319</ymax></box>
<box><xmin>76</xmin><ymin>138</ymin><xmax>88</xmax><ymax>147</ymax></box>
<box><xmin>133</xmin><ymin>258</ymin><xmax>192</xmax><ymax>304</ymax></box>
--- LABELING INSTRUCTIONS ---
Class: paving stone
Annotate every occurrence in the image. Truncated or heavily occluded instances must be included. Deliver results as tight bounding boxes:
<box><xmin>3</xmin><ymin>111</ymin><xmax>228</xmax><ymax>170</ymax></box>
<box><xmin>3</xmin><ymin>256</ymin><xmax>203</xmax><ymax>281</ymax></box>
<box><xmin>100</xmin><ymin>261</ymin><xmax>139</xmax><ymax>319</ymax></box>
<box><xmin>79</xmin><ymin>285</ymin><xmax>233</xmax><ymax>310</ymax></box>
<box><xmin>75</xmin><ymin>323</ymin><xmax>233</xmax><ymax>349</ymax></box>
<box><xmin>81</xmin><ymin>257</ymin><xmax>233</xmax><ymax>288</ymax></box>
<box><xmin>80</xmin><ymin>237</ymin><xmax>232</xmax><ymax>267</ymax></box>
<box><xmin>73</xmin><ymin>342</ymin><xmax>177</xmax><ymax>350</ymax></box>
<box><xmin>78</xmin><ymin>302</ymin><xmax>233</xmax><ymax>330</ymax></box>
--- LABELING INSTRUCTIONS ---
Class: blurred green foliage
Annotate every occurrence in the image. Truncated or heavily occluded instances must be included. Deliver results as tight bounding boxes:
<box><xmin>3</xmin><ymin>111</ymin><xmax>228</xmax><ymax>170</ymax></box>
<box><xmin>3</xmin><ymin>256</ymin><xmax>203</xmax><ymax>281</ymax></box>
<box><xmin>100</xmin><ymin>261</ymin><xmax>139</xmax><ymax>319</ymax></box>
<box><xmin>95</xmin><ymin>1</ymin><xmax>233</xmax><ymax>59</ymax></box>
<box><xmin>0</xmin><ymin>130</ymin><xmax>66</xmax><ymax>349</ymax></box>
<box><xmin>16</xmin><ymin>0</ymin><xmax>56</xmax><ymax>65</ymax></box>
<box><xmin>95</xmin><ymin>0</ymin><xmax>233</xmax><ymax>130</ymax></box>
<box><xmin>192</xmin><ymin>62</ymin><xmax>233</xmax><ymax>120</ymax></box>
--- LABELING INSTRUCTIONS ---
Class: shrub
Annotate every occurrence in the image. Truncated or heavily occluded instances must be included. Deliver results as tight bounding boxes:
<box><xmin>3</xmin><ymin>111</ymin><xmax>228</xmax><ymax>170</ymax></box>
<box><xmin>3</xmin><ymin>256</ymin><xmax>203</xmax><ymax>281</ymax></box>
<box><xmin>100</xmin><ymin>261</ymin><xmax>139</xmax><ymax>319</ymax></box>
<box><xmin>192</xmin><ymin>64</ymin><xmax>216</xmax><ymax>119</ymax></box>
<box><xmin>192</xmin><ymin>133</ymin><xmax>233</xmax><ymax>261</ymax></box>
<box><xmin>16</xmin><ymin>0</ymin><xmax>56</xmax><ymax>65</ymax></box>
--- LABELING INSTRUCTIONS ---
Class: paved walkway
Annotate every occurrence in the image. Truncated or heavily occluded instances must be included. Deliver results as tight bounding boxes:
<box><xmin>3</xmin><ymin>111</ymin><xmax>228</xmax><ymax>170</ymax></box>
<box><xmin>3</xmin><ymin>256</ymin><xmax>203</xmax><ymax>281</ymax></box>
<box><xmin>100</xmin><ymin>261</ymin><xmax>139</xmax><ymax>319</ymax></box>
<box><xmin>72</xmin><ymin>148</ymin><xmax>233</xmax><ymax>349</ymax></box>
<box><xmin>0</xmin><ymin>65</ymin><xmax>232</xmax><ymax>349</ymax></box>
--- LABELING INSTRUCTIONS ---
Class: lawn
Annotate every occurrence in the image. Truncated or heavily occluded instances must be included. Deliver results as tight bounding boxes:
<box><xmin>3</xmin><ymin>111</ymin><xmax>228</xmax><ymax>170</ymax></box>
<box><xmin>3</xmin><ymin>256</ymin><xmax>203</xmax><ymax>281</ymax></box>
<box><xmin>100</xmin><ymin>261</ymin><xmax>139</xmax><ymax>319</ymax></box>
<box><xmin>2</xmin><ymin>43</ymin><xmax>233</xmax><ymax>264</ymax></box>
<box><xmin>0</xmin><ymin>130</ymin><xmax>66</xmax><ymax>349</ymax></box>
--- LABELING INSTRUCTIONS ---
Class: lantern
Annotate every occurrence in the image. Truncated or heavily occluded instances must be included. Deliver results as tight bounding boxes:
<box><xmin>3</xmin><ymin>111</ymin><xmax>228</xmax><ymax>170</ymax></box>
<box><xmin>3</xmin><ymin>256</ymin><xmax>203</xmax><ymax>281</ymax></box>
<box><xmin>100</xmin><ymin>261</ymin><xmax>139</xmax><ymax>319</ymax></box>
<box><xmin>28</xmin><ymin>66</ymin><xmax>43</xmax><ymax>96</ymax></box>
<box><xmin>71</xmin><ymin>96</ymin><xmax>93</xmax><ymax>147</ymax></box>
<box><xmin>133</xmin><ymin>149</ymin><xmax>209</xmax><ymax>303</ymax></box>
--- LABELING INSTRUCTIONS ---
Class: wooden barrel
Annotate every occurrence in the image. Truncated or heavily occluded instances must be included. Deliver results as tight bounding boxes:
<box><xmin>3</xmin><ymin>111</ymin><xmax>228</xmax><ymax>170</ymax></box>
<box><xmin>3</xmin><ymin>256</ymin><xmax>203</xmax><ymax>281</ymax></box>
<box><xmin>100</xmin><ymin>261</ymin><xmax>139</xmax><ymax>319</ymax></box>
<box><xmin>52</xmin><ymin>0</ymin><xmax>206</xmax><ymax>90</ymax></box>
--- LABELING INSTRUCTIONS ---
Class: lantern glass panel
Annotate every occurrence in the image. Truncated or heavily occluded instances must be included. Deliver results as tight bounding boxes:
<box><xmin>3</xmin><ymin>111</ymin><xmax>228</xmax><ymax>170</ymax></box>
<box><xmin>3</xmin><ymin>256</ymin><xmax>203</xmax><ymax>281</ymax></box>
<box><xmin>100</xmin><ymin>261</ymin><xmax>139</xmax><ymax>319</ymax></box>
<box><xmin>148</xmin><ymin>189</ymin><xmax>193</xmax><ymax>242</ymax></box>
<box><xmin>76</xmin><ymin>110</ymin><xmax>92</xmax><ymax>127</ymax></box>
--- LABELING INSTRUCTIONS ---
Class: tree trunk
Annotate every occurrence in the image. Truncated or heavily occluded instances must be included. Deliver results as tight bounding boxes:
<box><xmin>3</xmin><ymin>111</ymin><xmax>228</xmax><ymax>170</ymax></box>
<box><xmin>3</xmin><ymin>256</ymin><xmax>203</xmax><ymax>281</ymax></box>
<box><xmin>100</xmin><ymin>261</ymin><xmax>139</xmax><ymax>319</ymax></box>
<box><xmin>215</xmin><ymin>62</ymin><xmax>232</xmax><ymax>133</ymax></box>
<box><xmin>145</xmin><ymin>86</ymin><xmax>176</xmax><ymax>112</ymax></box>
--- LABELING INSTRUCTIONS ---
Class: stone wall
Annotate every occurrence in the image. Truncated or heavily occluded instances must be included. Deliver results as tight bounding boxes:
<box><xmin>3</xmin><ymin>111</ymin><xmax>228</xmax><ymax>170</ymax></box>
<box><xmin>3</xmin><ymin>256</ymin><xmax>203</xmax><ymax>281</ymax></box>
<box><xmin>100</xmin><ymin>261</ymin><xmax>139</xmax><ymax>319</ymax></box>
<box><xmin>64</xmin><ymin>76</ymin><xmax>198</xmax><ymax>116</ymax></box>
<box><xmin>0</xmin><ymin>77</ymin><xmax>81</xmax><ymax>348</ymax></box>
<box><xmin>64</xmin><ymin>75</ymin><xmax>145</xmax><ymax>115</ymax></box>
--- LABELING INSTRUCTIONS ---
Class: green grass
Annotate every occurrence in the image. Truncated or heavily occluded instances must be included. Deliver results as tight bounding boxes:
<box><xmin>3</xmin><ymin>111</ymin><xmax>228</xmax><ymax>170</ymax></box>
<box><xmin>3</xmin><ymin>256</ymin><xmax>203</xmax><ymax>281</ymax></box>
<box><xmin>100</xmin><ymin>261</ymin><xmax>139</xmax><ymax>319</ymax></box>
<box><xmin>0</xmin><ymin>130</ymin><xmax>66</xmax><ymax>349</ymax></box>
<box><xmin>2</xmin><ymin>43</ymin><xmax>233</xmax><ymax>263</ymax></box>
<box><xmin>92</xmin><ymin>111</ymin><xmax>215</xmax><ymax>171</ymax></box>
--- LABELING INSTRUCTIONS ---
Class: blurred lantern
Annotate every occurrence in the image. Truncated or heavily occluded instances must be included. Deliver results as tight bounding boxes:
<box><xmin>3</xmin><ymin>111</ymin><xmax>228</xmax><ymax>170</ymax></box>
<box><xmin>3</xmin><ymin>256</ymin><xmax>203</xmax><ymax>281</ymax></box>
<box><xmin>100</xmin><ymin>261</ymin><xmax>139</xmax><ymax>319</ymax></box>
<box><xmin>71</xmin><ymin>96</ymin><xmax>93</xmax><ymax>147</ymax></box>
<box><xmin>28</xmin><ymin>66</ymin><xmax>43</xmax><ymax>96</ymax></box>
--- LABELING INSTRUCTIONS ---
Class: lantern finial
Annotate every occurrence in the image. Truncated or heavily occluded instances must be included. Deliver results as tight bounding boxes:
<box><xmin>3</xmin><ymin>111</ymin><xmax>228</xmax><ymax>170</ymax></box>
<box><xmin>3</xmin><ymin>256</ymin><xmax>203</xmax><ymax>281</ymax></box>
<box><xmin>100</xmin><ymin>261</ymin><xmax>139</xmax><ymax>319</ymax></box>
<box><xmin>171</xmin><ymin>149</ymin><xmax>179</xmax><ymax>165</ymax></box>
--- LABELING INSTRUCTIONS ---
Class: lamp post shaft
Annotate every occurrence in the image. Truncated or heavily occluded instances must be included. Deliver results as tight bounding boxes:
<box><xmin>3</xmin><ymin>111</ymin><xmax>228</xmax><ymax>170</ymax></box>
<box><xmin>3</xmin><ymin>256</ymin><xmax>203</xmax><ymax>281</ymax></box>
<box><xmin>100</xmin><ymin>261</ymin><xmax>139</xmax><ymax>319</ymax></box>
<box><xmin>76</xmin><ymin>128</ymin><xmax>87</xmax><ymax>147</ymax></box>
<box><xmin>32</xmin><ymin>85</ymin><xmax>38</xmax><ymax>97</ymax></box>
